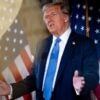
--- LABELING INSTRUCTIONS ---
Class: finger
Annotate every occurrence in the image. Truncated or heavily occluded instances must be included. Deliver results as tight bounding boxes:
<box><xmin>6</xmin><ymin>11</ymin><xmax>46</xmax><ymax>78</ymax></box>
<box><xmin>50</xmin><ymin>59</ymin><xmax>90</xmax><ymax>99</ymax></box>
<box><xmin>80</xmin><ymin>77</ymin><xmax>85</xmax><ymax>81</ymax></box>
<box><xmin>79</xmin><ymin>80</ymin><xmax>85</xmax><ymax>90</ymax></box>
<box><xmin>81</xmin><ymin>80</ymin><xmax>85</xmax><ymax>84</ymax></box>
<box><xmin>81</xmin><ymin>84</ymin><xmax>85</xmax><ymax>89</ymax></box>
<box><xmin>74</xmin><ymin>70</ymin><xmax>79</xmax><ymax>77</ymax></box>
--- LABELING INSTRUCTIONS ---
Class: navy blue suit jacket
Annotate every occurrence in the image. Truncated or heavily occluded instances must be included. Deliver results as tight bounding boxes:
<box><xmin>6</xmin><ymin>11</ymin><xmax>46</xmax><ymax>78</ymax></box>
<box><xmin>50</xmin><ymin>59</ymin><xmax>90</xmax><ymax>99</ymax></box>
<box><xmin>11</xmin><ymin>32</ymin><xmax>99</xmax><ymax>100</ymax></box>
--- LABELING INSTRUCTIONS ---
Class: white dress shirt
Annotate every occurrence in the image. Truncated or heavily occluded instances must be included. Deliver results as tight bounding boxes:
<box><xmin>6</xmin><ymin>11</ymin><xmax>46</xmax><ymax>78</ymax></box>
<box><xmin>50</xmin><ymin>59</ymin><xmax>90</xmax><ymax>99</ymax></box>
<box><xmin>42</xmin><ymin>27</ymin><xmax>71</xmax><ymax>91</ymax></box>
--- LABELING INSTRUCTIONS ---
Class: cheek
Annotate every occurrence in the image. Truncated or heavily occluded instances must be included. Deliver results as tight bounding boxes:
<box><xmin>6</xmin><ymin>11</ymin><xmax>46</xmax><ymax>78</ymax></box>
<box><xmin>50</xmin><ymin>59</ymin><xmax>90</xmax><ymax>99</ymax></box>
<box><xmin>43</xmin><ymin>17</ymin><xmax>48</xmax><ymax>24</ymax></box>
<box><xmin>43</xmin><ymin>20</ymin><xmax>48</xmax><ymax>27</ymax></box>
<box><xmin>43</xmin><ymin>19</ymin><xmax>46</xmax><ymax>24</ymax></box>
<box><xmin>55</xmin><ymin>20</ymin><xmax>64</xmax><ymax>27</ymax></box>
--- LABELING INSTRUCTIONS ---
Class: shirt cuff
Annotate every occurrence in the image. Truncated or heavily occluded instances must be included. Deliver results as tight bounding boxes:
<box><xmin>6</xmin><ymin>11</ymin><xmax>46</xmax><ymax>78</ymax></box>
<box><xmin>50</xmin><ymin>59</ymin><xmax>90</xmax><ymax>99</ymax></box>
<box><xmin>8</xmin><ymin>85</ymin><xmax>13</xmax><ymax>99</ymax></box>
<box><xmin>75</xmin><ymin>88</ymin><xmax>80</xmax><ymax>95</ymax></box>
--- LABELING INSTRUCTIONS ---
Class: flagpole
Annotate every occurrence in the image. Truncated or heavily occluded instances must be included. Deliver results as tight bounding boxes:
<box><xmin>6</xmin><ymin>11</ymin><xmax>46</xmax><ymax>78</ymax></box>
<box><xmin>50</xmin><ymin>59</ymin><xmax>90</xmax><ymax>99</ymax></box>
<box><xmin>86</xmin><ymin>0</ymin><xmax>90</xmax><ymax>37</ymax></box>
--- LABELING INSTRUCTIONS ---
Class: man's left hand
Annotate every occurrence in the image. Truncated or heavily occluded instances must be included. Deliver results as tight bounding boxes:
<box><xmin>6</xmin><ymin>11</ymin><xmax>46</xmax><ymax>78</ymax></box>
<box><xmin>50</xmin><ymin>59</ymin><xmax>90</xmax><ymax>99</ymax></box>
<box><xmin>73</xmin><ymin>70</ymin><xmax>85</xmax><ymax>95</ymax></box>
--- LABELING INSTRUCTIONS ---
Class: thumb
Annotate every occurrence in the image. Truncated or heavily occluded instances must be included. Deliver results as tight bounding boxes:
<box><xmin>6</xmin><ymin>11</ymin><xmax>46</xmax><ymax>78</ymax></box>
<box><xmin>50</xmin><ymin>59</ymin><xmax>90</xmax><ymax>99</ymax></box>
<box><xmin>74</xmin><ymin>70</ymin><xmax>79</xmax><ymax>77</ymax></box>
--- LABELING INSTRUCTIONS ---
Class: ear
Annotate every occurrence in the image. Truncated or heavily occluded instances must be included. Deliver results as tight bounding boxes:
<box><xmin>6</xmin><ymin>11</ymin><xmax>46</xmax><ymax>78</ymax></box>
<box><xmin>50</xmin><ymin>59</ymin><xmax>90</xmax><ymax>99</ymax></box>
<box><xmin>64</xmin><ymin>18</ymin><xmax>67</xmax><ymax>22</ymax></box>
<box><xmin>64</xmin><ymin>17</ymin><xmax>68</xmax><ymax>22</ymax></box>
<box><xmin>64</xmin><ymin>15</ymin><xmax>69</xmax><ymax>22</ymax></box>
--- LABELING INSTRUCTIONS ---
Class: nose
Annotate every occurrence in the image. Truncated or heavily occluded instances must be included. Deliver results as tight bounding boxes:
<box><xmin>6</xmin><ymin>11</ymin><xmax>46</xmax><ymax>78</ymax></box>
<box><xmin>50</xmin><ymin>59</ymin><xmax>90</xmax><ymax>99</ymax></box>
<box><xmin>44</xmin><ymin>16</ymin><xmax>52</xmax><ymax>24</ymax></box>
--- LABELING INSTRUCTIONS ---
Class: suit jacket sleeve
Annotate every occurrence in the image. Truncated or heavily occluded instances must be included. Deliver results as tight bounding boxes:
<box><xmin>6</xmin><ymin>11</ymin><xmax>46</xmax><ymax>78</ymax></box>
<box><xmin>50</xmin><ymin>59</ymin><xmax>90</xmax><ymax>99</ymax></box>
<box><xmin>10</xmin><ymin>71</ymin><xmax>36</xmax><ymax>100</ymax></box>
<box><xmin>79</xmin><ymin>38</ymin><xmax>99</xmax><ymax>95</ymax></box>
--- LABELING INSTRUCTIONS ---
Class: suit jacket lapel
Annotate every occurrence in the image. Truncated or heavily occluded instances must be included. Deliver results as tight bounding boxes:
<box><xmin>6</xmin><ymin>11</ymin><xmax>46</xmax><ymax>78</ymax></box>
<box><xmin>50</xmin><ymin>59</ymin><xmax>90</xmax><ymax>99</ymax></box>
<box><xmin>56</xmin><ymin>32</ymin><xmax>77</xmax><ymax>84</ymax></box>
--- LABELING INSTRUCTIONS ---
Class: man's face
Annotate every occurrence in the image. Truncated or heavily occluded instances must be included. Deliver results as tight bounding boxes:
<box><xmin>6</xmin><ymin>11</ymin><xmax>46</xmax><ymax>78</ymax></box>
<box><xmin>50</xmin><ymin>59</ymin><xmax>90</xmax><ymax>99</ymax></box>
<box><xmin>43</xmin><ymin>5</ymin><xmax>69</xmax><ymax>36</ymax></box>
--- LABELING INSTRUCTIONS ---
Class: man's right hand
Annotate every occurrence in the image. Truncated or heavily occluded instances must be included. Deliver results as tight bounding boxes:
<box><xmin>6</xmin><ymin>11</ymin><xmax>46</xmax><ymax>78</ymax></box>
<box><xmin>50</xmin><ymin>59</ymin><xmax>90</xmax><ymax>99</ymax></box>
<box><xmin>0</xmin><ymin>80</ymin><xmax>11</xmax><ymax>96</ymax></box>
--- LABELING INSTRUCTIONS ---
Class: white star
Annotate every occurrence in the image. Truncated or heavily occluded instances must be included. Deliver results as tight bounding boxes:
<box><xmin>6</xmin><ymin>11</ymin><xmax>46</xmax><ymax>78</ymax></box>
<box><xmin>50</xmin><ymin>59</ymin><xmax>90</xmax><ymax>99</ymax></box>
<box><xmin>12</xmin><ymin>48</ymin><xmax>16</xmax><ymax>52</ymax></box>
<box><xmin>4</xmin><ymin>56</ymin><xmax>7</xmax><ymax>61</ymax></box>
<box><xmin>74</xmin><ymin>25</ymin><xmax>77</xmax><ymax>30</ymax></box>
<box><xmin>5</xmin><ymin>47</ymin><xmax>8</xmax><ymax>51</ymax></box>
<box><xmin>19</xmin><ymin>39</ymin><xmax>23</xmax><ymax>44</ymax></box>
<box><xmin>94</xmin><ymin>39</ymin><xmax>98</xmax><ymax>44</ymax></box>
<box><xmin>77</xmin><ymin>4</ymin><xmax>80</xmax><ymax>9</ymax></box>
<box><xmin>89</xmin><ymin>6</ymin><xmax>93</xmax><ymax>11</ymax></box>
<box><xmin>76</xmin><ymin>14</ymin><xmax>79</xmax><ymax>19</ymax></box>
<box><xmin>9</xmin><ymin>8</ymin><xmax>13</xmax><ymax>13</ymax></box>
<box><xmin>97</xmin><ymin>18</ymin><xmax>100</xmax><ymax>23</ymax></box>
<box><xmin>13</xmin><ymin>38</ymin><xmax>17</xmax><ymax>43</ymax></box>
<box><xmin>14</xmin><ymin>29</ymin><xmax>17</xmax><ymax>33</ymax></box>
<box><xmin>83</xmin><ymin>5</ymin><xmax>86</xmax><ymax>10</ymax></box>
<box><xmin>82</xmin><ymin>15</ymin><xmax>85</xmax><ymax>20</ymax></box>
<box><xmin>88</xmin><ymin>17</ymin><xmax>92</xmax><ymax>21</ymax></box>
<box><xmin>14</xmin><ymin>19</ymin><xmax>18</xmax><ymax>24</ymax></box>
<box><xmin>20</xmin><ymin>30</ymin><xmax>24</xmax><ymax>35</ymax></box>
<box><xmin>6</xmin><ymin>37</ymin><xmax>10</xmax><ymax>42</ymax></box>
<box><xmin>72</xmin><ymin>41</ymin><xmax>76</xmax><ymax>45</ymax></box>
<box><xmin>95</xmin><ymin>29</ymin><xmax>100</xmax><ymax>34</ymax></box>
<box><xmin>81</xmin><ymin>26</ymin><xmax>84</xmax><ymax>31</ymax></box>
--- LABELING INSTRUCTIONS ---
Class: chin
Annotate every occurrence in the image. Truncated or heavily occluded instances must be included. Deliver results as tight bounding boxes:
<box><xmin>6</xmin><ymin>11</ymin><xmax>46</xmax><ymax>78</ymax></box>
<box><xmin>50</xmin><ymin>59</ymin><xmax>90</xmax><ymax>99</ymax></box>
<box><xmin>49</xmin><ymin>29</ymin><xmax>56</xmax><ymax>33</ymax></box>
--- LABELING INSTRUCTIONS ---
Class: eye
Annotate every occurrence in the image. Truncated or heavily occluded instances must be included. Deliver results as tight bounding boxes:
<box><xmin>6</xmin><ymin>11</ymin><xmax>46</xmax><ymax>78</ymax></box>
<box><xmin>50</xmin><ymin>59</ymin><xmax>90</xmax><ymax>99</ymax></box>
<box><xmin>51</xmin><ymin>12</ymin><xmax>58</xmax><ymax>17</ymax></box>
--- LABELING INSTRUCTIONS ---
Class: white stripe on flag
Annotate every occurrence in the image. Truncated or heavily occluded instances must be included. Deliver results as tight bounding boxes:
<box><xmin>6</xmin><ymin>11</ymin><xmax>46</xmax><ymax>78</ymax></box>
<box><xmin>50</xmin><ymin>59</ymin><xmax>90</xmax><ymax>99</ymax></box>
<box><xmin>31</xmin><ymin>91</ymin><xmax>36</xmax><ymax>100</ymax></box>
<box><xmin>14</xmin><ymin>55</ymin><xmax>29</xmax><ymax>79</ymax></box>
<box><xmin>1</xmin><ymin>67</ymin><xmax>16</xmax><ymax>83</ymax></box>
<box><xmin>25</xmin><ymin>45</ymin><xmax>33</xmax><ymax>62</ymax></box>
<box><xmin>15</xmin><ymin>97</ymin><xmax>24</xmax><ymax>100</ymax></box>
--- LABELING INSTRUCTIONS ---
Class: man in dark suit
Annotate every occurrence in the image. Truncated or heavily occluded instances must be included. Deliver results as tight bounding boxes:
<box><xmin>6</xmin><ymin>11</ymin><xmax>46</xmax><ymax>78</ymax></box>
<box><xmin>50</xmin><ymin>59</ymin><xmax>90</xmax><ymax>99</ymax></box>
<box><xmin>0</xmin><ymin>2</ymin><xmax>99</xmax><ymax>100</ymax></box>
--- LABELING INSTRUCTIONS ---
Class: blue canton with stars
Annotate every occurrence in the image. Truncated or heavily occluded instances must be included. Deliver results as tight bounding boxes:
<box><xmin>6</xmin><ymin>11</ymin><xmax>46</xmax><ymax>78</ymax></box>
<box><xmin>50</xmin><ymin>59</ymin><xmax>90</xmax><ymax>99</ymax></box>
<box><xmin>71</xmin><ymin>0</ymin><xmax>100</xmax><ymax>60</ymax></box>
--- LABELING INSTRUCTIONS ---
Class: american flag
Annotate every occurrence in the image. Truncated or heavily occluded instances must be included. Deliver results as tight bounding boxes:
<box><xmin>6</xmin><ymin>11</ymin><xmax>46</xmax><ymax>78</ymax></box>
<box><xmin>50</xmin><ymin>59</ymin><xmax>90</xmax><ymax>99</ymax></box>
<box><xmin>0</xmin><ymin>0</ymin><xmax>35</xmax><ymax>100</ymax></box>
<box><xmin>71</xmin><ymin>0</ymin><xmax>100</xmax><ymax>99</ymax></box>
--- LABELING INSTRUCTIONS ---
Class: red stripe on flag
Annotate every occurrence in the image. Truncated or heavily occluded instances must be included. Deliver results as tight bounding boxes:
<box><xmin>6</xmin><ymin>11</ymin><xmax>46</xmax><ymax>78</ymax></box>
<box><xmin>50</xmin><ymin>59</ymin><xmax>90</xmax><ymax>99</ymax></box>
<box><xmin>9</xmin><ymin>63</ymin><xmax>22</xmax><ymax>81</ymax></box>
<box><xmin>20</xmin><ymin>49</ymin><xmax>32</xmax><ymax>73</ymax></box>
<box><xmin>95</xmin><ymin>84</ymin><xmax>100</xmax><ymax>100</ymax></box>
<box><xmin>23</xmin><ymin>94</ymin><xmax>32</xmax><ymax>100</ymax></box>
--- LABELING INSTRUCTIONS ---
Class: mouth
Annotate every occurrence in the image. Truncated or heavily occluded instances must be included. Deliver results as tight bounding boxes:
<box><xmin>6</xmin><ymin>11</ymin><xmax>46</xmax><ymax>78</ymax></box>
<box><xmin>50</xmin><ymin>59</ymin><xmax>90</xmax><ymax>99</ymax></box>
<box><xmin>48</xmin><ymin>23</ymin><xmax>54</xmax><ymax>28</ymax></box>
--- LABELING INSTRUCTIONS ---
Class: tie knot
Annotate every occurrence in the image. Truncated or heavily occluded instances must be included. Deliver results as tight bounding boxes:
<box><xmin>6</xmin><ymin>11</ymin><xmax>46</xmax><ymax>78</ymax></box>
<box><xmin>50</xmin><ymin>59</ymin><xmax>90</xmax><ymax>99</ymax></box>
<box><xmin>55</xmin><ymin>38</ymin><xmax>61</xmax><ymax>44</ymax></box>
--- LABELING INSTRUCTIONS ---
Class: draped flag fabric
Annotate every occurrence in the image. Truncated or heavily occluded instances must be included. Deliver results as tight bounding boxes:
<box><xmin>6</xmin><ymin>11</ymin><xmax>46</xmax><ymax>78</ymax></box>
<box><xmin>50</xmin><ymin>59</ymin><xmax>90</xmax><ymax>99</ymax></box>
<box><xmin>71</xmin><ymin>0</ymin><xmax>100</xmax><ymax>100</ymax></box>
<box><xmin>0</xmin><ymin>0</ymin><xmax>35</xmax><ymax>100</ymax></box>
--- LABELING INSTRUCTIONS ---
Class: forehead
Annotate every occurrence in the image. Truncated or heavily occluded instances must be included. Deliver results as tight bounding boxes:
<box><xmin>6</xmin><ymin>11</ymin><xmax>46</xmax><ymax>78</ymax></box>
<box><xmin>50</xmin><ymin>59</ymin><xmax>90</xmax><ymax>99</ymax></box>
<box><xmin>43</xmin><ymin>5</ymin><xmax>61</xmax><ymax>14</ymax></box>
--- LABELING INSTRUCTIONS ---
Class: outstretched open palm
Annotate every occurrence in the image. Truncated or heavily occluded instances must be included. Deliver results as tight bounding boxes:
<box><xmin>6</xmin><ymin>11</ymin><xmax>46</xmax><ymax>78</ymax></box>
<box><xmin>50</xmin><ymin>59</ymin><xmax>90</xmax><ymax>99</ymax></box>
<box><xmin>0</xmin><ymin>80</ymin><xmax>10</xmax><ymax>96</ymax></box>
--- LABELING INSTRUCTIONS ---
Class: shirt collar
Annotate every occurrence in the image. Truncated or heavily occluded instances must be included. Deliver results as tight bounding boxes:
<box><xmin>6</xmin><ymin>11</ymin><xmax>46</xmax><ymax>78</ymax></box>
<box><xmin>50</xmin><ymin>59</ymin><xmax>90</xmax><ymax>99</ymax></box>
<box><xmin>52</xmin><ymin>27</ymin><xmax>71</xmax><ymax>43</ymax></box>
